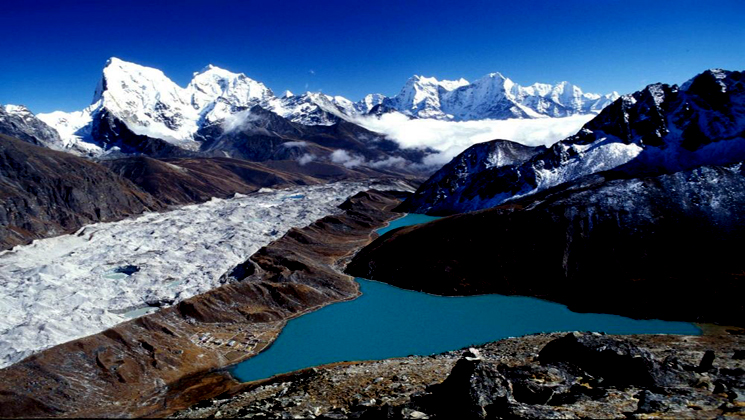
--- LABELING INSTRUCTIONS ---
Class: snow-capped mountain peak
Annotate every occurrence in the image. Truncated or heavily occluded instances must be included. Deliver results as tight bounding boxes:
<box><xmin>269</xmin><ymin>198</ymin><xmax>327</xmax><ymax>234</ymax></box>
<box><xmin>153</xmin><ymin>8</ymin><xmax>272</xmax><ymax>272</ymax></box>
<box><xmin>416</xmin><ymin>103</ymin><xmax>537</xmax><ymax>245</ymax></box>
<box><xmin>438</xmin><ymin>77</ymin><xmax>470</xmax><ymax>91</ymax></box>
<box><xmin>389</xmin><ymin>74</ymin><xmax>471</xmax><ymax>119</ymax></box>
<box><xmin>187</xmin><ymin>64</ymin><xmax>275</xmax><ymax>125</ymax></box>
<box><xmin>382</xmin><ymin>72</ymin><xmax>617</xmax><ymax>121</ymax></box>
<box><xmin>680</xmin><ymin>68</ymin><xmax>732</xmax><ymax>93</ymax></box>
<box><xmin>188</xmin><ymin>65</ymin><xmax>274</xmax><ymax>106</ymax></box>
<box><xmin>356</xmin><ymin>93</ymin><xmax>386</xmax><ymax>113</ymax></box>
<box><xmin>93</xmin><ymin>57</ymin><xmax>200</xmax><ymax>143</ymax></box>
<box><xmin>479</xmin><ymin>72</ymin><xmax>507</xmax><ymax>81</ymax></box>
<box><xmin>469</xmin><ymin>72</ymin><xmax>513</xmax><ymax>93</ymax></box>
<box><xmin>402</xmin><ymin>74</ymin><xmax>469</xmax><ymax>91</ymax></box>
<box><xmin>274</xmin><ymin>91</ymin><xmax>354</xmax><ymax>125</ymax></box>
<box><xmin>400</xmin><ymin>69</ymin><xmax>745</xmax><ymax>215</ymax></box>
<box><xmin>36</xmin><ymin>58</ymin><xmax>620</xmax><ymax>157</ymax></box>
<box><xmin>0</xmin><ymin>104</ymin><xmax>66</xmax><ymax>149</ymax></box>
<box><xmin>3</xmin><ymin>104</ymin><xmax>32</xmax><ymax>116</ymax></box>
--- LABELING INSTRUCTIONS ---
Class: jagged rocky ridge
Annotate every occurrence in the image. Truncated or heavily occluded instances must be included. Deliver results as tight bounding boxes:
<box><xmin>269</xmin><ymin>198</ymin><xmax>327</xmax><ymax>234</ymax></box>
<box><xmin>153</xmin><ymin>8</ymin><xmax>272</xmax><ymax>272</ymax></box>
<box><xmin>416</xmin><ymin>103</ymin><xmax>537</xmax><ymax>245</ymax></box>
<box><xmin>376</xmin><ymin>73</ymin><xmax>618</xmax><ymax>121</ymax></box>
<box><xmin>0</xmin><ymin>189</ymin><xmax>406</xmax><ymax>418</ymax></box>
<box><xmin>0</xmin><ymin>105</ymin><xmax>63</xmax><ymax>149</ymax></box>
<box><xmin>173</xmin><ymin>332</ymin><xmax>745</xmax><ymax>419</ymax></box>
<box><xmin>399</xmin><ymin>69</ymin><xmax>745</xmax><ymax>215</ymax></box>
<box><xmin>348</xmin><ymin>162</ymin><xmax>745</xmax><ymax>326</ymax></box>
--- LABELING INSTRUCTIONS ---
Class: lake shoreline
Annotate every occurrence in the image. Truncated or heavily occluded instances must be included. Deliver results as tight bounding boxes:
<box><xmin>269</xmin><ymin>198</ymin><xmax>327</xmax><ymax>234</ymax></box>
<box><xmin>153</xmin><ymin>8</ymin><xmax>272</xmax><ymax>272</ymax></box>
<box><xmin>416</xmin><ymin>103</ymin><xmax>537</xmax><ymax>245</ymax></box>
<box><xmin>174</xmin><ymin>331</ymin><xmax>745</xmax><ymax>419</ymax></box>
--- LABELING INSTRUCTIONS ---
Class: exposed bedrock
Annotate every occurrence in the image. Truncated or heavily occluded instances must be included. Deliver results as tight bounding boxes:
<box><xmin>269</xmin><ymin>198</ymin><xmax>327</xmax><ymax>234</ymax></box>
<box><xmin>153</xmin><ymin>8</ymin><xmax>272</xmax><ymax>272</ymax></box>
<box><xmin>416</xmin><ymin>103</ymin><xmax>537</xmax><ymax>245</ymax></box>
<box><xmin>347</xmin><ymin>164</ymin><xmax>745</xmax><ymax>326</ymax></box>
<box><xmin>0</xmin><ymin>189</ymin><xmax>406</xmax><ymax>418</ymax></box>
<box><xmin>0</xmin><ymin>105</ymin><xmax>63</xmax><ymax>148</ymax></box>
<box><xmin>416</xmin><ymin>333</ymin><xmax>745</xmax><ymax>419</ymax></box>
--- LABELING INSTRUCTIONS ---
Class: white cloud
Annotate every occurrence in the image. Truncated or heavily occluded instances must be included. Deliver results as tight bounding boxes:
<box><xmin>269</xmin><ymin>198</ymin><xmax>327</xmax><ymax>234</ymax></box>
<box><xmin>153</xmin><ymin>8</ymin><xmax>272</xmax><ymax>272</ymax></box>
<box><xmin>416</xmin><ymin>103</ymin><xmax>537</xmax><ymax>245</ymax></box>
<box><xmin>327</xmin><ymin>150</ymin><xmax>410</xmax><ymax>170</ymax></box>
<box><xmin>353</xmin><ymin>113</ymin><xmax>594</xmax><ymax>166</ymax></box>
<box><xmin>297</xmin><ymin>153</ymin><xmax>315</xmax><ymax>165</ymax></box>
<box><xmin>330</xmin><ymin>149</ymin><xmax>365</xmax><ymax>168</ymax></box>
<box><xmin>282</xmin><ymin>141</ymin><xmax>308</xmax><ymax>148</ymax></box>
<box><xmin>368</xmin><ymin>156</ymin><xmax>406</xmax><ymax>169</ymax></box>
<box><xmin>221</xmin><ymin>110</ymin><xmax>264</xmax><ymax>133</ymax></box>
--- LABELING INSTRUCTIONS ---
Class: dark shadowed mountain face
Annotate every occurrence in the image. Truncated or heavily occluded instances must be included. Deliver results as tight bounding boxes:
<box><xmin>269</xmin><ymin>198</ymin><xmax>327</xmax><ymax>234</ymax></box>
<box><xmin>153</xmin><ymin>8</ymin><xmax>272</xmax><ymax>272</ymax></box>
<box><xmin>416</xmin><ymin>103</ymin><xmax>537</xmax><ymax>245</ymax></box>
<box><xmin>195</xmin><ymin>105</ymin><xmax>431</xmax><ymax>172</ymax></box>
<box><xmin>394</xmin><ymin>140</ymin><xmax>545</xmax><ymax>215</ymax></box>
<box><xmin>399</xmin><ymin>69</ymin><xmax>745</xmax><ymax>215</ymax></box>
<box><xmin>0</xmin><ymin>134</ymin><xmax>163</xmax><ymax>250</ymax></box>
<box><xmin>348</xmin><ymin>162</ymin><xmax>745</xmax><ymax>326</ymax></box>
<box><xmin>90</xmin><ymin>109</ymin><xmax>195</xmax><ymax>158</ymax></box>
<box><xmin>0</xmin><ymin>105</ymin><xmax>62</xmax><ymax>148</ymax></box>
<box><xmin>0</xmin><ymin>99</ymin><xmax>429</xmax><ymax>249</ymax></box>
<box><xmin>101</xmin><ymin>156</ymin><xmax>303</xmax><ymax>205</ymax></box>
<box><xmin>51</xmin><ymin>101</ymin><xmax>434</xmax><ymax>177</ymax></box>
<box><xmin>0</xmin><ymin>130</ymin><xmax>416</xmax><ymax>249</ymax></box>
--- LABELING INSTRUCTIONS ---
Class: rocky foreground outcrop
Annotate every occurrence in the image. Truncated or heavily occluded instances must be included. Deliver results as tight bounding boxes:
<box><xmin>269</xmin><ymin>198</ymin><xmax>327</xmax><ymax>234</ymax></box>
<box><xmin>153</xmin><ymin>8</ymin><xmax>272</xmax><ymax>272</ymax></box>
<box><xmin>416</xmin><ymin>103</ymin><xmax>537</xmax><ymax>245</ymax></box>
<box><xmin>173</xmin><ymin>332</ymin><xmax>745</xmax><ymax>419</ymax></box>
<box><xmin>0</xmin><ymin>189</ymin><xmax>405</xmax><ymax>418</ymax></box>
<box><xmin>347</xmin><ymin>163</ymin><xmax>745</xmax><ymax>327</ymax></box>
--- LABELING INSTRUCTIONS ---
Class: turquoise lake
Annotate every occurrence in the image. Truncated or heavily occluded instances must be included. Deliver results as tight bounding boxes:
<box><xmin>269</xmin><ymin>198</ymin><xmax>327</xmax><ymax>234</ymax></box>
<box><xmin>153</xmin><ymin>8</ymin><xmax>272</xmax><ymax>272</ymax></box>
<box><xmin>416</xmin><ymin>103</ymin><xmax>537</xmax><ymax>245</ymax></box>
<box><xmin>374</xmin><ymin>213</ymin><xmax>440</xmax><ymax>236</ymax></box>
<box><xmin>231</xmin><ymin>214</ymin><xmax>700</xmax><ymax>382</ymax></box>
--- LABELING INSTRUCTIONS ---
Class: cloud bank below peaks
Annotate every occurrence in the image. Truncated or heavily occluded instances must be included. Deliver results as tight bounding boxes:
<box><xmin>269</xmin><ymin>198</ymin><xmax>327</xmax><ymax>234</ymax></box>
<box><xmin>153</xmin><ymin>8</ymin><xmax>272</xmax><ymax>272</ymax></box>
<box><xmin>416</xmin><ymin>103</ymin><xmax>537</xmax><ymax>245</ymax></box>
<box><xmin>354</xmin><ymin>113</ymin><xmax>594</xmax><ymax>166</ymax></box>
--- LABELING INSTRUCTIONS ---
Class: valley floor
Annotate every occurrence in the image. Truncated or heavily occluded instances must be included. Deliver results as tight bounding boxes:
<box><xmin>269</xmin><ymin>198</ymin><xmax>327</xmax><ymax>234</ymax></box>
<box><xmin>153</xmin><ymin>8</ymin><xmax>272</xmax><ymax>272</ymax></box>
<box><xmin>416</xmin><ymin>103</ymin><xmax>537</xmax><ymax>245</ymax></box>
<box><xmin>0</xmin><ymin>180</ymin><xmax>398</xmax><ymax>369</ymax></box>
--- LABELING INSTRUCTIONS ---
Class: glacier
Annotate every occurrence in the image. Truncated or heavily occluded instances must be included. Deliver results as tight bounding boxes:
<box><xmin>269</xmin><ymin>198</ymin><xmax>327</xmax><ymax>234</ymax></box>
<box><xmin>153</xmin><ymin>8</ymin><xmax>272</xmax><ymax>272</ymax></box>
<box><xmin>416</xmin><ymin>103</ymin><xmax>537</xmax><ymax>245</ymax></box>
<box><xmin>0</xmin><ymin>180</ymin><xmax>407</xmax><ymax>369</ymax></box>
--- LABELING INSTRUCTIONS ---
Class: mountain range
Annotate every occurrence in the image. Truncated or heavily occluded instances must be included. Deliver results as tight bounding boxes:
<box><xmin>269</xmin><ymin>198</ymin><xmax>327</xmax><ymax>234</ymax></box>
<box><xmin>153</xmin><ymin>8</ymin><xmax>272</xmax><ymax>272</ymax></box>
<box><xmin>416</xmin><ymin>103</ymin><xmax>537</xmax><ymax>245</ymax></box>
<box><xmin>399</xmin><ymin>69</ymin><xmax>745</xmax><ymax>214</ymax></box>
<box><xmin>5</xmin><ymin>58</ymin><xmax>615</xmax><ymax>160</ymax></box>
<box><xmin>2</xmin><ymin>55</ymin><xmax>745</xmax><ymax>419</ymax></box>
<box><xmin>374</xmin><ymin>73</ymin><xmax>618</xmax><ymax>121</ymax></box>
<box><xmin>348</xmin><ymin>68</ymin><xmax>745</xmax><ymax>327</ymax></box>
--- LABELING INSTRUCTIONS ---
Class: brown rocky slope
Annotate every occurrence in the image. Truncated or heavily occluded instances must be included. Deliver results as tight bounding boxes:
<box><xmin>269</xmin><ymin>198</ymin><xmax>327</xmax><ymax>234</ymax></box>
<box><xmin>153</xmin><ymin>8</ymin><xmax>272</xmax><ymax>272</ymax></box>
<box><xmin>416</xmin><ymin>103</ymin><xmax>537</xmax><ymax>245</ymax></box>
<box><xmin>0</xmin><ymin>134</ymin><xmax>163</xmax><ymax>250</ymax></box>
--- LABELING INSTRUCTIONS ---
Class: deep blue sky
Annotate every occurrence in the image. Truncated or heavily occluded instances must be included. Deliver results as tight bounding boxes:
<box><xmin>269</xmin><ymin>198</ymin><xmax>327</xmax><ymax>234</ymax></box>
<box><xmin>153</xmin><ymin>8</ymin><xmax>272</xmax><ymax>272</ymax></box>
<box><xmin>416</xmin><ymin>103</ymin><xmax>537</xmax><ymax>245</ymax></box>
<box><xmin>2</xmin><ymin>0</ymin><xmax>743</xmax><ymax>113</ymax></box>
